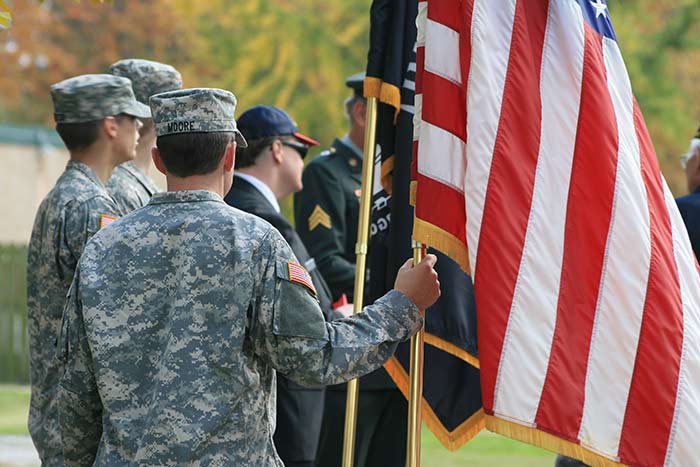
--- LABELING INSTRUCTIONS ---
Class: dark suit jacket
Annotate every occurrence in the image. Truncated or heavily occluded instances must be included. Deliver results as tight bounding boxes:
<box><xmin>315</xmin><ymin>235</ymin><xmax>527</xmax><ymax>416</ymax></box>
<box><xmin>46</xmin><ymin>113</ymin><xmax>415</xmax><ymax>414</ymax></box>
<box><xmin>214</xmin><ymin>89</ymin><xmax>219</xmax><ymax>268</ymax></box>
<box><xmin>676</xmin><ymin>188</ymin><xmax>700</xmax><ymax>262</ymax></box>
<box><xmin>225</xmin><ymin>175</ymin><xmax>333</xmax><ymax>463</ymax></box>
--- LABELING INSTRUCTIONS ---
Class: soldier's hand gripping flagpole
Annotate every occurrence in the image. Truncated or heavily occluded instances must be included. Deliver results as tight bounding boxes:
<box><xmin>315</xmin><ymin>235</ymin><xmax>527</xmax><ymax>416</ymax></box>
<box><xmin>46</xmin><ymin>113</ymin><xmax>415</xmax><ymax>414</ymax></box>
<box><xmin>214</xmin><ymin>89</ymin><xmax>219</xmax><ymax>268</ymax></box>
<box><xmin>342</xmin><ymin>95</ymin><xmax>379</xmax><ymax>467</ymax></box>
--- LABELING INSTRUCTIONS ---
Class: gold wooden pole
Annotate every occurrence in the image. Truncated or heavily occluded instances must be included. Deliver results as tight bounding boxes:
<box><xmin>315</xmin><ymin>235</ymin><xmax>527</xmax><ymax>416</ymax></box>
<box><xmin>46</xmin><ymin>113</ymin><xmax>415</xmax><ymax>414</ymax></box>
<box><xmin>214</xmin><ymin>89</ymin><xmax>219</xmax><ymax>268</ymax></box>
<box><xmin>342</xmin><ymin>95</ymin><xmax>379</xmax><ymax>467</ymax></box>
<box><xmin>406</xmin><ymin>241</ymin><xmax>426</xmax><ymax>467</ymax></box>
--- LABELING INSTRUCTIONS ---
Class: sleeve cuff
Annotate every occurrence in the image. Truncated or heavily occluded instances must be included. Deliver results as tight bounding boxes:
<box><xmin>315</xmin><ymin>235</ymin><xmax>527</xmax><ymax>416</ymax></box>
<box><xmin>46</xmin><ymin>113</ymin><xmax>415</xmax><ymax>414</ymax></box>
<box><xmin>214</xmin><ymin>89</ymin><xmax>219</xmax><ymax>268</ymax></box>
<box><xmin>375</xmin><ymin>289</ymin><xmax>424</xmax><ymax>340</ymax></box>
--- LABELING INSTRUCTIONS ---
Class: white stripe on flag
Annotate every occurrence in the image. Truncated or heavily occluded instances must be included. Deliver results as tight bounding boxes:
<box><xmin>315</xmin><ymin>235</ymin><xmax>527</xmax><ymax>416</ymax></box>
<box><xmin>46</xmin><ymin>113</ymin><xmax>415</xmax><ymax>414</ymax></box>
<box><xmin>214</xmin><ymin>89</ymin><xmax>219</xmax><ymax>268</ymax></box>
<box><xmin>493</xmin><ymin>0</ymin><xmax>583</xmax><ymax>423</ymax></box>
<box><xmin>416</xmin><ymin>1</ymin><xmax>427</xmax><ymax>47</ymax></box>
<box><xmin>664</xmin><ymin>181</ymin><xmax>700</xmax><ymax>467</ymax></box>
<box><xmin>578</xmin><ymin>37</ymin><xmax>650</xmax><ymax>457</ymax></box>
<box><xmin>418</xmin><ymin>121</ymin><xmax>466</xmax><ymax>192</ymax></box>
<box><xmin>403</xmin><ymin>79</ymin><xmax>416</xmax><ymax>91</ymax></box>
<box><xmin>464</xmin><ymin>0</ymin><xmax>517</xmax><ymax>271</ymax></box>
<box><xmin>413</xmin><ymin>94</ymin><xmax>423</xmax><ymax>141</ymax></box>
<box><xmin>424</xmin><ymin>19</ymin><xmax>461</xmax><ymax>85</ymax></box>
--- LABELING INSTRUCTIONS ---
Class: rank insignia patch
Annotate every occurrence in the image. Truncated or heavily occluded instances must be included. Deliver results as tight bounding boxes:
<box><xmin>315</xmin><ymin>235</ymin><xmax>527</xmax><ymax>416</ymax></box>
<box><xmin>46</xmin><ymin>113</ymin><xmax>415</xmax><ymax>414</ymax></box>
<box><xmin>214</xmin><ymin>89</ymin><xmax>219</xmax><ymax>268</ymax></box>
<box><xmin>288</xmin><ymin>261</ymin><xmax>317</xmax><ymax>296</ymax></box>
<box><xmin>99</xmin><ymin>214</ymin><xmax>117</xmax><ymax>229</ymax></box>
<box><xmin>308</xmin><ymin>205</ymin><xmax>332</xmax><ymax>231</ymax></box>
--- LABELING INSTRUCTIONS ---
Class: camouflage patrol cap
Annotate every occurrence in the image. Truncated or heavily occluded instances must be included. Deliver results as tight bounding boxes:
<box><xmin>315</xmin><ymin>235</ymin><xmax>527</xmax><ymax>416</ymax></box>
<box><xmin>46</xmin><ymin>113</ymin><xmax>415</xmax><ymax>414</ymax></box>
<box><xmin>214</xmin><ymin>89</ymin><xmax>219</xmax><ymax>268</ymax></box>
<box><xmin>51</xmin><ymin>74</ymin><xmax>151</xmax><ymax>124</ymax></box>
<box><xmin>149</xmin><ymin>88</ymin><xmax>247</xmax><ymax>147</ymax></box>
<box><xmin>109</xmin><ymin>58</ymin><xmax>183</xmax><ymax>105</ymax></box>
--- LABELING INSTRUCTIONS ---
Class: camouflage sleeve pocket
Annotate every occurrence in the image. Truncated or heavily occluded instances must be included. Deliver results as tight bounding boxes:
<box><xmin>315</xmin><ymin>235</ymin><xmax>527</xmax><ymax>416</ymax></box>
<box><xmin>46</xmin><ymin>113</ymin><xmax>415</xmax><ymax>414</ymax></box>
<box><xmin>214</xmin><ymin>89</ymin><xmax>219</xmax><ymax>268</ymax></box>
<box><xmin>272</xmin><ymin>259</ymin><xmax>327</xmax><ymax>340</ymax></box>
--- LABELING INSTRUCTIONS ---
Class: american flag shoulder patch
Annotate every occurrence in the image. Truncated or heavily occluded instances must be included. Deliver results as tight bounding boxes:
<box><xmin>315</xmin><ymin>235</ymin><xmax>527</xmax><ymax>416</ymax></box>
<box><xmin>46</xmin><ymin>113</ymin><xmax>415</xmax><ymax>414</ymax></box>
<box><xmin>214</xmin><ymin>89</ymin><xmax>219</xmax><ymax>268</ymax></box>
<box><xmin>99</xmin><ymin>214</ymin><xmax>117</xmax><ymax>229</ymax></box>
<box><xmin>287</xmin><ymin>261</ymin><xmax>317</xmax><ymax>296</ymax></box>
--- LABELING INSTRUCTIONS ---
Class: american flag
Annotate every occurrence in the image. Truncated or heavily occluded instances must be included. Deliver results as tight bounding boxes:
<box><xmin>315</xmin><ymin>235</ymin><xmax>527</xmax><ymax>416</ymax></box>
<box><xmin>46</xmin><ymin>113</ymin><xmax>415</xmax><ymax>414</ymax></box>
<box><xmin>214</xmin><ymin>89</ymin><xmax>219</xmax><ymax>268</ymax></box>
<box><xmin>412</xmin><ymin>1</ymin><xmax>700</xmax><ymax>466</ymax></box>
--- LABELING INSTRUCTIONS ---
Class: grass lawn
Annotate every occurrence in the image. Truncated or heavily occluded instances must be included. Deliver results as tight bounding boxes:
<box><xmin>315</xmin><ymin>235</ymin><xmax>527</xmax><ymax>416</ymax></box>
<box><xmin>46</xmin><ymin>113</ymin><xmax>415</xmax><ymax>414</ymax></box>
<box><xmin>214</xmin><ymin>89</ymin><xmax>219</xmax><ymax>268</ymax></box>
<box><xmin>0</xmin><ymin>385</ymin><xmax>556</xmax><ymax>466</ymax></box>
<box><xmin>0</xmin><ymin>385</ymin><xmax>29</xmax><ymax>436</ymax></box>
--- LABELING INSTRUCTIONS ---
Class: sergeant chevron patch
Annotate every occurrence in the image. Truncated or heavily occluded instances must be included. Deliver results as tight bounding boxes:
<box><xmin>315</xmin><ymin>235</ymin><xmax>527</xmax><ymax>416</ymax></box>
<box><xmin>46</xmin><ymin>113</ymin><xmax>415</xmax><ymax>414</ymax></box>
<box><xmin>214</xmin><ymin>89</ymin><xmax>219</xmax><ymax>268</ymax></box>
<box><xmin>308</xmin><ymin>205</ymin><xmax>331</xmax><ymax>231</ymax></box>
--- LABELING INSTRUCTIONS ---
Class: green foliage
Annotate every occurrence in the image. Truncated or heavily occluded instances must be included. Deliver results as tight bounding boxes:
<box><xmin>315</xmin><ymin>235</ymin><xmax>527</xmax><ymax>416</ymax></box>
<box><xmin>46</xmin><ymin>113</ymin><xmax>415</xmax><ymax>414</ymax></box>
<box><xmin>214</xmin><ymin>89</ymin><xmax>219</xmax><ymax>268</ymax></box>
<box><xmin>0</xmin><ymin>0</ymin><xmax>697</xmax><ymax>194</ymax></box>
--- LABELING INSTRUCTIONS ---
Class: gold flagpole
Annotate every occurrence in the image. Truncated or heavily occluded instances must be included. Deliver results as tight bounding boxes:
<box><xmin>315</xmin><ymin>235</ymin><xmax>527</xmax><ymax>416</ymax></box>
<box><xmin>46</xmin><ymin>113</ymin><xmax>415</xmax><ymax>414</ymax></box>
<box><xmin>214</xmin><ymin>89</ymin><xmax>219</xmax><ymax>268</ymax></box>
<box><xmin>406</xmin><ymin>241</ymin><xmax>425</xmax><ymax>467</ymax></box>
<box><xmin>342</xmin><ymin>95</ymin><xmax>379</xmax><ymax>467</ymax></box>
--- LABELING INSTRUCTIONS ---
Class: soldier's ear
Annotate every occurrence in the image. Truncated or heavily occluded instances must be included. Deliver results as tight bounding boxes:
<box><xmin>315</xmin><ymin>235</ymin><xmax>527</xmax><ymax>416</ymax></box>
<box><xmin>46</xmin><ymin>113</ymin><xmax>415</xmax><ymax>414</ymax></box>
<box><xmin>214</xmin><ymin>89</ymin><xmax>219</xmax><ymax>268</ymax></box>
<box><xmin>152</xmin><ymin>147</ymin><xmax>167</xmax><ymax>176</ymax></box>
<box><xmin>353</xmin><ymin>99</ymin><xmax>367</xmax><ymax>129</ymax></box>
<box><xmin>102</xmin><ymin>116</ymin><xmax>119</xmax><ymax>139</ymax></box>
<box><xmin>223</xmin><ymin>142</ymin><xmax>236</xmax><ymax>172</ymax></box>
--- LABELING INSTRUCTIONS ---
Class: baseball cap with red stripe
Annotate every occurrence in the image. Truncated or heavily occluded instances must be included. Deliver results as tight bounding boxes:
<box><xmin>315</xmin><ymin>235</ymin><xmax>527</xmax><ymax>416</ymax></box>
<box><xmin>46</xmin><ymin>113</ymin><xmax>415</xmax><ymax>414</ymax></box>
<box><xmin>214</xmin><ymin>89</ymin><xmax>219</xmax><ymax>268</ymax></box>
<box><xmin>236</xmin><ymin>105</ymin><xmax>319</xmax><ymax>148</ymax></box>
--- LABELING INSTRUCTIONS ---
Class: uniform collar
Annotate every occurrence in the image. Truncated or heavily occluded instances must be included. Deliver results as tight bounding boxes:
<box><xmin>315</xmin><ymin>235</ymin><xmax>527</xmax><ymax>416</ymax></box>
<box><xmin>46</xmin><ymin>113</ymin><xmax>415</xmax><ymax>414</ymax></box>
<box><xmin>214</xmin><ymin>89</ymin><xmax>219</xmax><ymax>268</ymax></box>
<box><xmin>234</xmin><ymin>173</ymin><xmax>280</xmax><ymax>213</ymax></box>
<box><xmin>340</xmin><ymin>134</ymin><xmax>363</xmax><ymax>160</ymax></box>
<box><xmin>119</xmin><ymin>161</ymin><xmax>159</xmax><ymax>193</ymax></box>
<box><xmin>66</xmin><ymin>160</ymin><xmax>106</xmax><ymax>188</ymax></box>
<box><xmin>149</xmin><ymin>190</ymin><xmax>224</xmax><ymax>205</ymax></box>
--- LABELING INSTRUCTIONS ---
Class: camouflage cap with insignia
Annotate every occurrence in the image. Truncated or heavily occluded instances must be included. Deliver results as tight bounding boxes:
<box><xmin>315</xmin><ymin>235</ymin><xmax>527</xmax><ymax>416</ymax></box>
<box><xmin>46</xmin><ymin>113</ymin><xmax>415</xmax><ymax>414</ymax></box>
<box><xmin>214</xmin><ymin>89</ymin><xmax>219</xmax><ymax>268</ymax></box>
<box><xmin>51</xmin><ymin>74</ymin><xmax>151</xmax><ymax>124</ymax></box>
<box><xmin>149</xmin><ymin>88</ymin><xmax>247</xmax><ymax>147</ymax></box>
<box><xmin>109</xmin><ymin>58</ymin><xmax>183</xmax><ymax>105</ymax></box>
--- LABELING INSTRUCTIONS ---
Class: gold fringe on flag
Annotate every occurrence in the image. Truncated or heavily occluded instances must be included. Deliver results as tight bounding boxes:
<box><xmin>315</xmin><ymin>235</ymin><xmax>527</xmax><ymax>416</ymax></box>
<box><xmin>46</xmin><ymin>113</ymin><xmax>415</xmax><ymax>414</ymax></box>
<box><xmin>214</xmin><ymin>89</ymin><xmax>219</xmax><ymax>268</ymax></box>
<box><xmin>384</xmin><ymin>356</ymin><xmax>486</xmax><ymax>451</ymax></box>
<box><xmin>413</xmin><ymin>217</ymin><xmax>471</xmax><ymax>275</ymax></box>
<box><xmin>484</xmin><ymin>416</ymin><xmax>629</xmax><ymax>467</ymax></box>
<box><xmin>424</xmin><ymin>334</ymin><xmax>480</xmax><ymax>369</ymax></box>
<box><xmin>380</xmin><ymin>154</ymin><xmax>395</xmax><ymax>194</ymax></box>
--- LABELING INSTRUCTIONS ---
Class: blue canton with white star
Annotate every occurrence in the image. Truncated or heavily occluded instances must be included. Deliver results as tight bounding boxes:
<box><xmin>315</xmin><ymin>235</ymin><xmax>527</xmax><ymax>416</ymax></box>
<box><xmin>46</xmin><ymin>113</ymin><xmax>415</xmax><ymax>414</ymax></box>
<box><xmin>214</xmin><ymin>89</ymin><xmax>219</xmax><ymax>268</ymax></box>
<box><xmin>575</xmin><ymin>0</ymin><xmax>617</xmax><ymax>41</ymax></box>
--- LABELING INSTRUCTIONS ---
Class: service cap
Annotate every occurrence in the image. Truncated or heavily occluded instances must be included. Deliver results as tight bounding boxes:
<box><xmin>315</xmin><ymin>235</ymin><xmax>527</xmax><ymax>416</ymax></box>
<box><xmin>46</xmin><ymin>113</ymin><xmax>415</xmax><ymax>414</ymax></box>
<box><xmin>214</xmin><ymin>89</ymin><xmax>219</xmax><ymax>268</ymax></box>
<box><xmin>110</xmin><ymin>58</ymin><xmax>183</xmax><ymax>105</ymax></box>
<box><xmin>345</xmin><ymin>72</ymin><xmax>366</xmax><ymax>97</ymax></box>
<box><xmin>51</xmin><ymin>74</ymin><xmax>151</xmax><ymax>124</ymax></box>
<box><xmin>149</xmin><ymin>88</ymin><xmax>247</xmax><ymax>147</ymax></box>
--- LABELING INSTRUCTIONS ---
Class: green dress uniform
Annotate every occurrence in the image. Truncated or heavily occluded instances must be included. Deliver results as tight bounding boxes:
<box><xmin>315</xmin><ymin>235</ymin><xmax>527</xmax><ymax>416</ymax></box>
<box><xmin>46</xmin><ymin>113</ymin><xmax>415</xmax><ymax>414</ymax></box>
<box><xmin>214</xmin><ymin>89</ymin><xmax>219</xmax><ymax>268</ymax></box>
<box><xmin>295</xmin><ymin>136</ymin><xmax>409</xmax><ymax>467</ymax></box>
<box><xmin>294</xmin><ymin>137</ymin><xmax>361</xmax><ymax>302</ymax></box>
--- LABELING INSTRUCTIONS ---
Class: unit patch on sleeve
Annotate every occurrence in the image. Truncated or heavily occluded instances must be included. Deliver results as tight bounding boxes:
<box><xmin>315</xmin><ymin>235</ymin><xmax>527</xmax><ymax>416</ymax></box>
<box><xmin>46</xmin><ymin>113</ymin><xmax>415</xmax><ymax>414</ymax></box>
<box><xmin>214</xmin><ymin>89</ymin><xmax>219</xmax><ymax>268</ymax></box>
<box><xmin>308</xmin><ymin>205</ymin><xmax>332</xmax><ymax>231</ymax></box>
<box><xmin>99</xmin><ymin>214</ymin><xmax>117</xmax><ymax>229</ymax></box>
<box><xmin>287</xmin><ymin>261</ymin><xmax>317</xmax><ymax>296</ymax></box>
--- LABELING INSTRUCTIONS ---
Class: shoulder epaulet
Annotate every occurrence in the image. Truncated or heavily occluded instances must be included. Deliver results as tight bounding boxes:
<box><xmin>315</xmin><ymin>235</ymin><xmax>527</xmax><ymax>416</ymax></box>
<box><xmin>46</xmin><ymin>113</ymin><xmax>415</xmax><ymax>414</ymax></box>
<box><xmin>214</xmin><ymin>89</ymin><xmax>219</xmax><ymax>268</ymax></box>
<box><xmin>317</xmin><ymin>148</ymin><xmax>334</xmax><ymax>158</ymax></box>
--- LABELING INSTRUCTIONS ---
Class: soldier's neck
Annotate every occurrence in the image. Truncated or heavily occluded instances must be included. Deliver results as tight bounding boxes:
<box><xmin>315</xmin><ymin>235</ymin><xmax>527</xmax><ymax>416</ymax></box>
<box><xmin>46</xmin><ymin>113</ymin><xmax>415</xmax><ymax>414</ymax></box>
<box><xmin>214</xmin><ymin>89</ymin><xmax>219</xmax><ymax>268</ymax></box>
<box><xmin>166</xmin><ymin>174</ymin><xmax>226</xmax><ymax>198</ymax></box>
<box><xmin>133</xmin><ymin>146</ymin><xmax>153</xmax><ymax>174</ymax></box>
<box><xmin>70</xmin><ymin>147</ymin><xmax>119</xmax><ymax>185</ymax></box>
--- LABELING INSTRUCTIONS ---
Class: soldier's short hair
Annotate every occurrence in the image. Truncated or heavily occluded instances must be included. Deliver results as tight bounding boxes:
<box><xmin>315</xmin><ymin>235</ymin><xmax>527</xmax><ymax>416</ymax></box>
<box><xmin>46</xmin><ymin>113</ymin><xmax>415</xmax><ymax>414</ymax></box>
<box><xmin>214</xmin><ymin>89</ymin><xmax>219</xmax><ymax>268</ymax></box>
<box><xmin>156</xmin><ymin>132</ymin><xmax>233</xmax><ymax>177</ymax></box>
<box><xmin>55</xmin><ymin>113</ymin><xmax>134</xmax><ymax>151</ymax></box>
<box><xmin>55</xmin><ymin>120</ymin><xmax>102</xmax><ymax>151</ymax></box>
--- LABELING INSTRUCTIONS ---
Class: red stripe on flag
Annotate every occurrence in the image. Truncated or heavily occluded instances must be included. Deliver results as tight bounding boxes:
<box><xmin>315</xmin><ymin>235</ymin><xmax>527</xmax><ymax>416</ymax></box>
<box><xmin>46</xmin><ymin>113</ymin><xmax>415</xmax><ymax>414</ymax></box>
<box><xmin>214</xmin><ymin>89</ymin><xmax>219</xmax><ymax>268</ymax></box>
<box><xmin>415</xmin><ymin>173</ymin><xmax>466</xmax><ymax>243</ymax></box>
<box><xmin>617</xmin><ymin>101</ymin><xmax>684</xmax><ymax>467</ymax></box>
<box><xmin>428</xmin><ymin>0</ymin><xmax>461</xmax><ymax>33</ymax></box>
<box><xmin>475</xmin><ymin>0</ymin><xmax>549</xmax><ymax>412</ymax></box>
<box><xmin>422</xmin><ymin>71</ymin><xmax>466</xmax><ymax>141</ymax></box>
<box><xmin>535</xmin><ymin>26</ymin><xmax>619</xmax><ymax>441</ymax></box>
<box><xmin>459</xmin><ymin>0</ymin><xmax>474</xmax><ymax>101</ymax></box>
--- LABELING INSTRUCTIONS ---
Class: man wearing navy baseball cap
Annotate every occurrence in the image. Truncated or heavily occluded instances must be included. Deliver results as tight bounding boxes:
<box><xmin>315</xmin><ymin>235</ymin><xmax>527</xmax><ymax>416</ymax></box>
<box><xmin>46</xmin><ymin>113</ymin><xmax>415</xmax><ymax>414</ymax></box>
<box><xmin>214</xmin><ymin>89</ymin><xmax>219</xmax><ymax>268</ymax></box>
<box><xmin>224</xmin><ymin>105</ymin><xmax>347</xmax><ymax>467</ymax></box>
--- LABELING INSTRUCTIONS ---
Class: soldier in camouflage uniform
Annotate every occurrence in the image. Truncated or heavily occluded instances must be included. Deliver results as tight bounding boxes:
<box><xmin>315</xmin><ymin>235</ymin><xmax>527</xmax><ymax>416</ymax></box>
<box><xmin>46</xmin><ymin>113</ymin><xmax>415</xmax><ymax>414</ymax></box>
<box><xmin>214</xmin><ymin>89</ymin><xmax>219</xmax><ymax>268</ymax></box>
<box><xmin>26</xmin><ymin>74</ymin><xmax>149</xmax><ymax>465</ymax></box>
<box><xmin>107</xmin><ymin>59</ymin><xmax>183</xmax><ymax>213</ymax></box>
<box><xmin>57</xmin><ymin>88</ymin><xmax>440</xmax><ymax>466</ymax></box>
